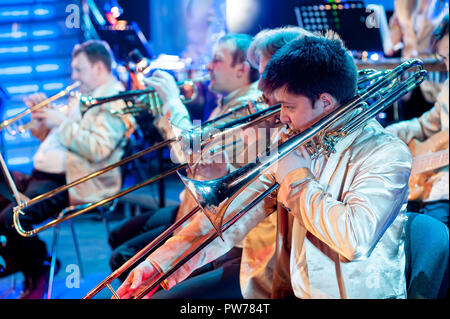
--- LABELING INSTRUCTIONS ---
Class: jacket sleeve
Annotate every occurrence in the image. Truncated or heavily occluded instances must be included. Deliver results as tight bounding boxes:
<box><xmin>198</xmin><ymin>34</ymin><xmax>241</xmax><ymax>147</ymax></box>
<box><xmin>147</xmin><ymin>172</ymin><xmax>277</xmax><ymax>289</ymax></box>
<box><xmin>152</xmin><ymin>99</ymin><xmax>193</xmax><ymax>164</ymax></box>
<box><xmin>278</xmin><ymin>139</ymin><xmax>412</xmax><ymax>261</ymax></box>
<box><xmin>387</xmin><ymin>80</ymin><xmax>447</xmax><ymax>144</ymax></box>
<box><xmin>57</xmin><ymin>107</ymin><xmax>128</xmax><ymax>163</ymax></box>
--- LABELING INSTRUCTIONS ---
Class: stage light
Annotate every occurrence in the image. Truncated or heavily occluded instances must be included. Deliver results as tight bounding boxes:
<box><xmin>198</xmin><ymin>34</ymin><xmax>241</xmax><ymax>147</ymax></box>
<box><xmin>0</xmin><ymin>8</ymin><xmax>29</xmax><ymax>18</ymax></box>
<box><xmin>0</xmin><ymin>65</ymin><xmax>32</xmax><ymax>76</ymax></box>
<box><xmin>35</xmin><ymin>63</ymin><xmax>59</xmax><ymax>72</ymax></box>
<box><xmin>5</xmin><ymin>84</ymin><xmax>38</xmax><ymax>94</ymax></box>
<box><xmin>226</xmin><ymin>0</ymin><xmax>261</xmax><ymax>33</ymax></box>
<box><xmin>0</xmin><ymin>45</ymin><xmax>28</xmax><ymax>54</ymax></box>
<box><xmin>370</xmin><ymin>52</ymin><xmax>380</xmax><ymax>61</ymax></box>
<box><xmin>110</xmin><ymin>6</ymin><xmax>122</xmax><ymax>18</ymax></box>
<box><xmin>32</xmin><ymin>44</ymin><xmax>51</xmax><ymax>53</ymax></box>
<box><xmin>103</xmin><ymin>0</ymin><xmax>123</xmax><ymax>25</ymax></box>
<box><xmin>43</xmin><ymin>82</ymin><xmax>64</xmax><ymax>91</ymax></box>
<box><xmin>6</xmin><ymin>156</ymin><xmax>32</xmax><ymax>166</ymax></box>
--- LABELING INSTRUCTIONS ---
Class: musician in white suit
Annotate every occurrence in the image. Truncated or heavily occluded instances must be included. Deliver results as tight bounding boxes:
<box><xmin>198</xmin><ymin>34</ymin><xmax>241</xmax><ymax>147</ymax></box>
<box><xmin>0</xmin><ymin>40</ymin><xmax>135</xmax><ymax>299</ymax></box>
<box><xmin>386</xmin><ymin>14</ymin><xmax>449</xmax><ymax>299</ymax></box>
<box><xmin>386</xmin><ymin>14</ymin><xmax>449</xmax><ymax>225</ymax></box>
<box><xmin>116</xmin><ymin>34</ymin><xmax>413</xmax><ymax>299</ymax></box>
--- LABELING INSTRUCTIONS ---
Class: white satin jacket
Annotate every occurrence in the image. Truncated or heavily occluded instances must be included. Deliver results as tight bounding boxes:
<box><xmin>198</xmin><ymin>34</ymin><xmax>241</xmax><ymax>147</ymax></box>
<box><xmin>148</xmin><ymin>118</ymin><xmax>412</xmax><ymax>299</ymax></box>
<box><xmin>57</xmin><ymin>76</ymin><xmax>135</xmax><ymax>205</ymax></box>
<box><xmin>387</xmin><ymin>78</ymin><xmax>448</xmax><ymax>201</ymax></box>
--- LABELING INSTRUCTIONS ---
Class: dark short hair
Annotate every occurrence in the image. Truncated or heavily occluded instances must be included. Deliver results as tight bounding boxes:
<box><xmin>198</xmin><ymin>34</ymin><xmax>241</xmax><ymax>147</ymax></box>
<box><xmin>219</xmin><ymin>33</ymin><xmax>260</xmax><ymax>83</ymax></box>
<box><xmin>72</xmin><ymin>40</ymin><xmax>114</xmax><ymax>72</ymax></box>
<box><xmin>260</xmin><ymin>35</ymin><xmax>357</xmax><ymax>105</ymax></box>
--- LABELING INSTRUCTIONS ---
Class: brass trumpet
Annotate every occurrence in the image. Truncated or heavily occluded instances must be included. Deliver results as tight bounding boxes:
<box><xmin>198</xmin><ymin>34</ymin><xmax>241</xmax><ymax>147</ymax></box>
<box><xmin>82</xmin><ymin>58</ymin><xmax>427</xmax><ymax>299</ymax></box>
<box><xmin>0</xmin><ymin>82</ymin><xmax>81</xmax><ymax>136</ymax></box>
<box><xmin>79</xmin><ymin>75</ymin><xmax>210</xmax><ymax>115</ymax></box>
<box><xmin>10</xmin><ymin>68</ymin><xmax>389</xmax><ymax>237</ymax></box>
<box><xmin>11</xmin><ymin>97</ymin><xmax>277</xmax><ymax>237</ymax></box>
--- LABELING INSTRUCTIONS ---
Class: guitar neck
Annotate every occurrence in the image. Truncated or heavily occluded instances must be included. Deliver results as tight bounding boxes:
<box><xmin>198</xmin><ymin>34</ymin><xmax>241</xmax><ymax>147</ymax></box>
<box><xmin>412</xmin><ymin>148</ymin><xmax>449</xmax><ymax>175</ymax></box>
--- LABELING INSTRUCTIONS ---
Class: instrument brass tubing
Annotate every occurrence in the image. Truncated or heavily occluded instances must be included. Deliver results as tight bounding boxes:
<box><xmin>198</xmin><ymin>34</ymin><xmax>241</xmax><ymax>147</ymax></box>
<box><xmin>132</xmin><ymin>183</ymin><xmax>280</xmax><ymax>299</ymax></box>
<box><xmin>15</xmin><ymin>138</ymin><xmax>177</xmax><ymax>212</ymax></box>
<box><xmin>11</xmin><ymin>101</ymin><xmax>287</xmax><ymax>237</ymax></box>
<box><xmin>0</xmin><ymin>153</ymin><xmax>25</xmax><ymax>206</ymax></box>
<box><xmin>0</xmin><ymin>82</ymin><xmax>80</xmax><ymax>131</ymax></box>
<box><xmin>14</xmin><ymin>103</ymin><xmax>282</xmax><ymax>214</ymax></box>
<box><xmin>177</xmin><ymin>58</ymin><xmax>427</xmax><ymax>238</ymax></box>
<box><xmin>83</xmin><ymin>205</ymin><xmax>201</xmax><ymax>299</ymax></box>
<box><xmin>207</xmin><ymin>103</ymin><xmax>282</xmax><ymax>138</ymax></box>
<box><xmin>209</xmin><ymin>139</ymin><xmax>242</xmax><ymax>155</ymax></box>
<box><xmin>14</xmin><ymin>162</ymin><xmax>188</xmax><ymax>237</ymax></box>
<box><xmin>81</xmin><ymin>61</ymin><xmax>425</xmax><ymax>299</ymax></box>
<box><xmin>81</xmin><ymin>76</ymin><xmax>208</xmax><ymax>109</ymax></box>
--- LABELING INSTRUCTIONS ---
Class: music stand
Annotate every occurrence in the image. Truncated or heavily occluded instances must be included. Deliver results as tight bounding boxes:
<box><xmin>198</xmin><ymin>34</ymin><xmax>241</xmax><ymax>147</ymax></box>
<box><xmin>294</xmin><ymin>1</ymin><xmax>386</xmax><ymax>53</ymax></box>
<box><xmin>95</xmin><ymin>21</ymin><xmax>153</xmax><ymax>62</ymax></box>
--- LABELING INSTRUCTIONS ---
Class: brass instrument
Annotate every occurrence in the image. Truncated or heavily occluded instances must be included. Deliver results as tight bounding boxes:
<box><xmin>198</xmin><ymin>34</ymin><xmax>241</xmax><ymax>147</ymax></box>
<box><xmin>79</xmin><ymin>76</ymin><xmax>210</xmax><ymax>115</ymax></box>
<box><xmin>82</xmin><ymin>58</ymin><xmax>426</xmax><ymax>299</ymax></box>
<box><xmin>11</xmin><ymin>97</ymin><xmax>278</xmax><ymax>237</ymax></box>
<box><xmin>0</xmin><ymin>82</ymin><xmax>81</xmax><ymax>206</ymax></box>
<box><xmin>7</xmin><ymin>68</ymin><xmax>389</xmax><ymax>237</ymax></box>
<box><xmin>0</xmin><ymin>82</ymin><xmax>81</xmax><ymax>136</ymax></box>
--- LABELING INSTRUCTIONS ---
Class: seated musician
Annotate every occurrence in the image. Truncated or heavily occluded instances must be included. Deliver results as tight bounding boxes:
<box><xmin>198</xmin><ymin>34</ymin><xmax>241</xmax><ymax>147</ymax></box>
<box><xmin>388</xmin><ymin>0</ymin><xmax>448</xmax><ymax>105</ymax></box>
<box><xmin>116</xmin><ymin>33</ymin><xmax>412</xmax><ymax>299</ymax></box>
<box><xmin>108</xmin><ymin>28</ymin><xmax>317</xmax><ymax>299</ymax></box>
<box><xmin>107</xmin><ymin>33</ymin><xmax>261</xmax><ymax>298</ymax></box>
<box><xmin>386</xmin><ymin>14</ymin><xmax>449</xmax><ymax>299</ymax></box>
<box><xmin>0</xmin><ymin>40</ymin><xmax>135</xmax><ymax>299</ymax></box>
<box><xmin>386</xmin><ymin>14</ymin><xmax>449</xmax><ymax>227</ymax></box>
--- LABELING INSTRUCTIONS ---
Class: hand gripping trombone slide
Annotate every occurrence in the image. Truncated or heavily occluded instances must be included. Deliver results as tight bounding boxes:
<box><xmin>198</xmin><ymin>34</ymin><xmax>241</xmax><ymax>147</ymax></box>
<box><xmin>6</xmin><ymin>68</ymin><xmax>384</xmax><ymax>237</ymax></box>
<box><xmin>82</xmin><ymin>58</ymin><xmax>426</xmax><ymax>299</ymax></box>
<box><xmin>9</xmin><ymin>97</ymin><xmax>278</xmax><ymax>237</ymax></box>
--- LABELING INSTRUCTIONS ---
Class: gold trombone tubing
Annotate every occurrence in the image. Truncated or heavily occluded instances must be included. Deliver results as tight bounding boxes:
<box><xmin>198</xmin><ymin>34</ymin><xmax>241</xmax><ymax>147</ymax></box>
<box><xmin>12</xmin><ymin>137</ymin><xmax>178</xmax><ymax>236</ymax></box>
<box><xmin>82</xmin><ymin>59</ymin><xmax>426</xmax><ymax>299</ymax></box>
<box><xmin>12</xmin><ymin>102</ymin><xmax>281</xmax><ymax>237</ymax></box>
<box><xmin>80</xmin><ymin>76</ymin><xmax>209</xmax><ymax>112</ymax></box>
<box><xmin>10</xmin><ymin>68</ymin><xmax>385</xmax><ymax>238</ymax></box>
<box><xmin>14</xmin><ymin>161</ymin><xmax>186</xmax><ymax>237</ymax></box>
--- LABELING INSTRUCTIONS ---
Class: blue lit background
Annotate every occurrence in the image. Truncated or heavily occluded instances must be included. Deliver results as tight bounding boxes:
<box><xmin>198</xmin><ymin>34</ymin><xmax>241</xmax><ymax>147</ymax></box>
<box><xmin>0</xmin><ymin>0</ymin><xmax>82</xmax><ymax>174</ymax></box>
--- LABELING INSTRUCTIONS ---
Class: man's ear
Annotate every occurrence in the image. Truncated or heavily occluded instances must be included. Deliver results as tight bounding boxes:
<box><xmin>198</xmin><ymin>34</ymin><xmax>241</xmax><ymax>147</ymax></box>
<box><xmin>319</xmin><ymin>93</ymin><xmax>336</xmax><ymax>114</ymax></box>
<box><xmin>236</xmin><ymin>61</ymin><xmax>250</xmax><ymax>79</ymax></box>
<box><xmin>93</xmin><ymin>61</ymin><xmax>105</xmax><ymax>76</ymax></box>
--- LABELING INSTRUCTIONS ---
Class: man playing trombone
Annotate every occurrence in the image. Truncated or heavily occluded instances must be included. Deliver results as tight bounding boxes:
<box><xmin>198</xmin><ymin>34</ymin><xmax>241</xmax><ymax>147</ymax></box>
<box><xmin>0</xmin><ymin>40</ymin><xmax>135</xmax><ymax>299</ymax></box>
<box><xmin>116</xmin><ymin>34</ymin><xmax>413</xmax><ymax>299</ymax></box>
<box><xmin>107</xmin><ymin>33</ymin><xmax>261</xmax><ymax>298</ymax></box>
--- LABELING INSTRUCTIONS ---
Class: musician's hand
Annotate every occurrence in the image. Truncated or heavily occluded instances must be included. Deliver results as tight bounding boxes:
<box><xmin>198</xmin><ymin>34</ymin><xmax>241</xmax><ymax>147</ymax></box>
<box><xmin>115</xmin><ymin>260</ymin><xmax>160</xmax><ymax>299</ymax></box>
<box><xmin>33</xmin><ymin>108</ymin><xmax>68</xmax><ymax>129</ymax></box>
<box><xmin>247</xmin><ymin>100</ymin><xmax>259</xmax><ymax>114</ymax></box>
<box><xmin>144</xmin><ymin>70</ymin><xmax>185</xmax><ymax>117</ymax></box>
<box><xmin>24</xmin><ymin>92</ymin><xmax>48</xmax><ymax>109</ymax></box>
<box><xmin>269</xmin><ymin>134</ymin><xmax>312</xmax><ymax>184</ymax></box>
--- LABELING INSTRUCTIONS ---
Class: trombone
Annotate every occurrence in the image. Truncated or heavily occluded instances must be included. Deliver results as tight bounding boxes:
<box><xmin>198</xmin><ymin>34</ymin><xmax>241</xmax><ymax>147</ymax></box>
<box><xmin>11</xmin><ymin>97</ymin><xmax>278</xmax><ymax>237</ymax></box>
<box><xmin>82</xmin><ymin>58</ymin><xmax>427</xmax><ymax>299</ymax></box>
<box><xmin>10</xmin><ymin>68</ymin><xmax>389</xmax><ymax>237</ymax></box>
